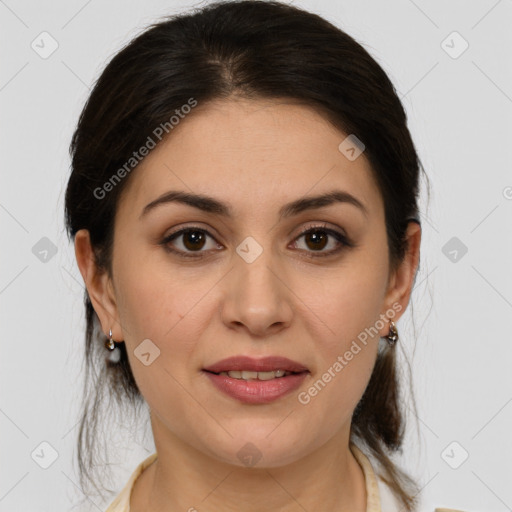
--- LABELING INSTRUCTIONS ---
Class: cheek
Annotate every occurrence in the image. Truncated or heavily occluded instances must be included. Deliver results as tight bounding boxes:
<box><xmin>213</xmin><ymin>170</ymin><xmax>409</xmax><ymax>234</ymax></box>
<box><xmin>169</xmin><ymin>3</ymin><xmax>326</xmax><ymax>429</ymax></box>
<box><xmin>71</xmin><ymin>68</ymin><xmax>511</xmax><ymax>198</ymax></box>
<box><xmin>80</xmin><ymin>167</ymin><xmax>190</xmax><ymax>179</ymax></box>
<box><xmin>296</xmin><ymin>254</ymin><xmax>387</xmax><ymax>423</ymax></box>
<box><xmin>297</xmin><ymin>283</ymin><xmax>381</xmax><ymax>439</ymax></box>
<box><xmin>112</xmin><ymin>259</ymin><xmax>195</xmax><ymax>377</ymax></box>
<box><xmin>114</xmin><ymin>255</ymin><xmax>226</xmax><ymax>390</ymax></box>
<box><xmin>113</xmin><ymin>238</ymin><xmax>199</xmax><ymax>336</ymax></box>
<box><xmin>313</xmin><ymin>256</ymin><xmax>389</xmax><ymax>347</ymax></box>
<box><xmin>317</xmin><ymin>278</ymin><xmax>382</xmax><ymax>387</ymax></box>
<box><xmin>114</xmin><ymin>271</ymin><xmax>203</xmax><ymax>419</ymax></box>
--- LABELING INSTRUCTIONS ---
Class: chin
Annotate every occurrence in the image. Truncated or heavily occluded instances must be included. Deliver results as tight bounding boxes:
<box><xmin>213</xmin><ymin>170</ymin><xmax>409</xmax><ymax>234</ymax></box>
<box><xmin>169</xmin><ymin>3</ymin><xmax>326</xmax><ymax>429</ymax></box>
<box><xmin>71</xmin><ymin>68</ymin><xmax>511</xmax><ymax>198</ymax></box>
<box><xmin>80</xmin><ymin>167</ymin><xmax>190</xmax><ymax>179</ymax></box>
<box><xmin>206</xmin><ymin>427</ymin><xmax>312</xmax><ymax>469</ymax></box>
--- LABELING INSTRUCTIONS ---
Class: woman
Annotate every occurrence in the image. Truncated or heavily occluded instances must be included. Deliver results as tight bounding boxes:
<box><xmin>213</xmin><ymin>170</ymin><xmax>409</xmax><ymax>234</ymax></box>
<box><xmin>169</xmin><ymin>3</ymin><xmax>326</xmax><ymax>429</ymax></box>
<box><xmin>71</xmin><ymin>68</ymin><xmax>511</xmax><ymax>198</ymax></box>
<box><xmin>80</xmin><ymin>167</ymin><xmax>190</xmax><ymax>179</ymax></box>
<box><xmin>65</xmin><ymin>1</ymin><xmax>464</xmax><ymax>511</ymax></box>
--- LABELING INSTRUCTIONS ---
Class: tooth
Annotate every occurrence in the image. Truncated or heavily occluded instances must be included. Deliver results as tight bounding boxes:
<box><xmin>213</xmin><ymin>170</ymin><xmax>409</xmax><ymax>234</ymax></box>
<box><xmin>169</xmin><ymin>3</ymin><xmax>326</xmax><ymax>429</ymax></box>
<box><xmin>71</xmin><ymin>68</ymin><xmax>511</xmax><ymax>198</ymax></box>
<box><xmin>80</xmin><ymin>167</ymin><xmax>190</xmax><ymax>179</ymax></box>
<box><xmin>257</xmin><ymin>371</ymin><xmax>277</xmax><ymax>381</ymax></box>
<box><xmin>220</xmin><ymin>370</ymin><xmax>294</xmax><ymax>380</ymax></box>
<box><xmin>241</xmin><ymin>371</ymin><xmax>258</xmax><ymax>380</ymax></box>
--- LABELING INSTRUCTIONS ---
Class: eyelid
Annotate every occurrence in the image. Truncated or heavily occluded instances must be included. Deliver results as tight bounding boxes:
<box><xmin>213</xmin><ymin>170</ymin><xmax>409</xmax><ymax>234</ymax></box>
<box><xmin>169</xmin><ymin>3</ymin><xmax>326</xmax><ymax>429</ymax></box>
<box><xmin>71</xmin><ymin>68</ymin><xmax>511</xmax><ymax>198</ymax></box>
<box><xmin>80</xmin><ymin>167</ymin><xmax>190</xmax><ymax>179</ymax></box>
<box><xmin>163</xmin><ymin>223</ymin><xmax>221</xmax><ymax>242</ymax></box>
<box><xmin>294</xmin><ymin>222</ymin><xmax>349</xmax><ymax>241</ymax></box>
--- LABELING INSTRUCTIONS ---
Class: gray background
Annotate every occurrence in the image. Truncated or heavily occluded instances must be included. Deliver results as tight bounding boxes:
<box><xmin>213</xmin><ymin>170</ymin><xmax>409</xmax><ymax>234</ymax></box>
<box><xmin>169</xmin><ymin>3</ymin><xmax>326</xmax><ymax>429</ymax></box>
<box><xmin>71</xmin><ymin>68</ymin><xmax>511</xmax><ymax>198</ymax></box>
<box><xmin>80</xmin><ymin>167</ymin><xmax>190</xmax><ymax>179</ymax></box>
<box><xmin>1</xmin><ymin>0</ymin><xmax>511</xmax><ymax>510</ymax></box>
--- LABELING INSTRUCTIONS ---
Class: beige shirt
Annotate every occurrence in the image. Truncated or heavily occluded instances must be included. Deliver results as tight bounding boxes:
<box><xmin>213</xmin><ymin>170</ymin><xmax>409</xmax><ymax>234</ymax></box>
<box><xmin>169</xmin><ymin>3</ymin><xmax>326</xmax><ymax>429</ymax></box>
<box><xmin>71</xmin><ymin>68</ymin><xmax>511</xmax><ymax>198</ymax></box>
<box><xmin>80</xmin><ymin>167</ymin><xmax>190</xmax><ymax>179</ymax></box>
<box><xmin>104</xmin><ymin>443</ymin><xmax>466</xmax><ymax>512</ymax></box>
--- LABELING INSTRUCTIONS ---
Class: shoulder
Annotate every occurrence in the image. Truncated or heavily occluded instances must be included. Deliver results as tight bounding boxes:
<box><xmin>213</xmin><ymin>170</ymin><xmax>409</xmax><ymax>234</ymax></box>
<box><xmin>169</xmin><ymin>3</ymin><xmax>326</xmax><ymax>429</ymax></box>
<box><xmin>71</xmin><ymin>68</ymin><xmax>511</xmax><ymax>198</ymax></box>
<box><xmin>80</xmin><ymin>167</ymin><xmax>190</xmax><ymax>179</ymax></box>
<box><xmin>350</xmin><ymin>442</ymin><xmax>469</xmax><ymax>512</ymax></box>
<box><xmin>104</xmin><ymin>452</ymin><xmax>158</xmax><ymax>512</ymax></box>
<box><xmin>376</xmin><ymin>476</ymin><xmax>402</xmax><ymax>512</ymax></box>
<box><xmin>378</xmin><ymin>478</ymin><xmax>468</xmax><ymax>512</ymax></box>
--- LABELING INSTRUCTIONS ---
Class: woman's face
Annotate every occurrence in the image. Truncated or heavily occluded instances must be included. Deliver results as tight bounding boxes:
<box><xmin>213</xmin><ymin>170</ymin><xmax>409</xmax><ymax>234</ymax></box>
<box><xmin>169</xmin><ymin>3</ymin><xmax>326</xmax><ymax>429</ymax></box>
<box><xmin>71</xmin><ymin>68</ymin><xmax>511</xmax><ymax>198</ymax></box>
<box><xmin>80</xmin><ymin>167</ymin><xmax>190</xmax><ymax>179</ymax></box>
<box><xmin>77</xmin><ymin>98</ymin><xmax>419</xmax><ymax>468</ymax></box>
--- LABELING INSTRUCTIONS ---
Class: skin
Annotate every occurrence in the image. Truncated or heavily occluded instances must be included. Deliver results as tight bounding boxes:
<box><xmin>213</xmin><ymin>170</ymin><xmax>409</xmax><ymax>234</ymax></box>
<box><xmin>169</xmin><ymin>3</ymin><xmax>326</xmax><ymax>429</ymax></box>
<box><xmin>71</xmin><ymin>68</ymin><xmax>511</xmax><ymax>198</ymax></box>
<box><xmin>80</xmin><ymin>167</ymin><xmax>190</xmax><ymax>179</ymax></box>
<box><xmin>75</xmin><ymin>97</ymin><xmax>421</xmax><ymax>512</ymax></box>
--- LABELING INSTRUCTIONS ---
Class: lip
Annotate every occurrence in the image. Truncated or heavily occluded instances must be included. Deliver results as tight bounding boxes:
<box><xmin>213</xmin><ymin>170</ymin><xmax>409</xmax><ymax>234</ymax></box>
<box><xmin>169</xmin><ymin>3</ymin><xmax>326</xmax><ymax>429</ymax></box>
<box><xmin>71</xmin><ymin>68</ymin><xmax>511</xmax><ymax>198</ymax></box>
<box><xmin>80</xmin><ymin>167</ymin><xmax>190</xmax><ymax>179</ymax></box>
<box><xmin>202</xmin><ymin>356</ymin><xmax>309</xmax><ymax>404</ymax></box>
<box><xmin>203</xmin><ymin>355</ymin><xmax>309</xmax><ymax>374</ymax></box>
<box><xmin>204</xmin><ymin>371</ymin><xmax>309</xmax><ymax>404</ymax></box>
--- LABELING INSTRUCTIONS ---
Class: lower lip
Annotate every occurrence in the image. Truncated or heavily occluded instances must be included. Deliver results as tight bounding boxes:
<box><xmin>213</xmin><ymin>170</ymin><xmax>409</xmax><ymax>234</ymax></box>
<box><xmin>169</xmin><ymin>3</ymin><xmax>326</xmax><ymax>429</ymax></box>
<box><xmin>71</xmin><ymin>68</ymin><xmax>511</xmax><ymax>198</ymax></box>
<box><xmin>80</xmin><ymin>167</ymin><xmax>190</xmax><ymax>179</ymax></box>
<box><xmin>203</xmin><ymin>371</ymin><xmax>309</xmax><ymax>404</ymax></box>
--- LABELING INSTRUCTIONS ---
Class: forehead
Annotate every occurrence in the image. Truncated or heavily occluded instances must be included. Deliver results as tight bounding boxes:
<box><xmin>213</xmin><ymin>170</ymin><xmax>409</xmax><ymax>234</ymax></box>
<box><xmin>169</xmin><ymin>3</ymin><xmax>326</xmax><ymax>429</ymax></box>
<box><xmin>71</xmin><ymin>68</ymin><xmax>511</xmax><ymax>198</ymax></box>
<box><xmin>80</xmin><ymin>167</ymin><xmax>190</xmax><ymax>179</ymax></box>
<box><xmin>117</xmin><ymin>98</ymin><xmax>383</xmax><ymax>221</ymax></box>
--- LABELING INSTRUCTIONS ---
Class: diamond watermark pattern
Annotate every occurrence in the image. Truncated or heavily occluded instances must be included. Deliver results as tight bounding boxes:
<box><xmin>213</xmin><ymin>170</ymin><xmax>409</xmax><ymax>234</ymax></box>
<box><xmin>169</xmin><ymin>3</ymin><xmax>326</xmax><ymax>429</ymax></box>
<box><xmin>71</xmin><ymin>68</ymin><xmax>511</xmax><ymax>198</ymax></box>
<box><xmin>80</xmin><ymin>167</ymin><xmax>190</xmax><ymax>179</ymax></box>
<box><xmin>236</xmin><ymin>442</ymin><xmax>263</xmax><ymax>467</ymax></box>
<box><xmin>338</xmin><ymin>134</ymin><xmax>365</xmax><ymax>161</ymax></box>
<box><xmin>442</xmin><ymin>236</ymin><xmax>468</xmax><ymax>263</ymax></box>
<box><xmin>441</xmin><ymin>31</ymin><xmax>469</xmax><ymax>59</ymax></box>
<box><xmin>31</xmin><ymin>31</ymin><xmax>59</xmax><ymax>59</ymax></box>
<box><xmin>236</xmin><ymin>236</ymin><xmax>263</xmax><ymax>264</ymax></box>
<box><xmin>441</xmin><ymin>441</ymin><xmax>469</xmax><ymax>469</ymax></box>
<box><xmin>134</xmin><ymin>338</ymin><xmax>161</xmax><ymax>366</ymax></box>
<box><xmin>32</xmin><ymin>237</ymin><xmax>58</xmax><ymax>263</ymax></box>
<box><xmin>31</xmin><ymin>441</ymin><xmax>59</xmax><ymax>469</ymax></box>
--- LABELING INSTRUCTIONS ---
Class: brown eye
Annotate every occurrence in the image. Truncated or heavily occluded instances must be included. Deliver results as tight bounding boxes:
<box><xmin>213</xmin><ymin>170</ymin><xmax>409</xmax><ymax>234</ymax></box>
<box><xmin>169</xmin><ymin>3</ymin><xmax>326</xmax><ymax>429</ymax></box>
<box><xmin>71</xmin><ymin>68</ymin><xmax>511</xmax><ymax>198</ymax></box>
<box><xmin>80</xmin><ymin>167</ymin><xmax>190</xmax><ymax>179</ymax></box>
<box><xmin>181</xmin><ymin>230</ymin><xmax>207</xmax><ymax>251</ymax></box>
<box><xmin>161</xmin><ymin>227</ymin><xmax>221</xmax><ymax>257</ymax></box>
<box><xmin>303</xmin><ymin>230</ymin><xmax>329</xmax><ymax>251</ymax></box>
<box><xmin>292</xmin><ymin>224</ymin><xmax>352</xmax><ymax>257</ymax></box>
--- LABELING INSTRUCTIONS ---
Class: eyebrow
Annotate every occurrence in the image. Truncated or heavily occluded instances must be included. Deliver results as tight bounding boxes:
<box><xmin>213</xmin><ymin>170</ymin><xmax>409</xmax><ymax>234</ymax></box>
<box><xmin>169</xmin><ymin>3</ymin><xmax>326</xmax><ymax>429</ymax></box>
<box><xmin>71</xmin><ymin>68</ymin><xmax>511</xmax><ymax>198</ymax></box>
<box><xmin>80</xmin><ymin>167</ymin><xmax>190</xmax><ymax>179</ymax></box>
<box><xmin>139</xmin><ymin>189</ymin><xmax>368</xmax><ymax>220</ymax></box>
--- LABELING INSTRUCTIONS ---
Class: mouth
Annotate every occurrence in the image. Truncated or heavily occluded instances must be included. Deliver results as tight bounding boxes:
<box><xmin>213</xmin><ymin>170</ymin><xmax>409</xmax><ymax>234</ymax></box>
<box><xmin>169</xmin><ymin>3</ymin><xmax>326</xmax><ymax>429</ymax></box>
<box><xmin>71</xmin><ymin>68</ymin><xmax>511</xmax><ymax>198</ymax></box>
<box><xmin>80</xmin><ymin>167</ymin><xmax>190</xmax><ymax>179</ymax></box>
<box><xmin>202</xmin><ymin>355</ymin><xmax>310</xmax><ymax>404</ymax></box>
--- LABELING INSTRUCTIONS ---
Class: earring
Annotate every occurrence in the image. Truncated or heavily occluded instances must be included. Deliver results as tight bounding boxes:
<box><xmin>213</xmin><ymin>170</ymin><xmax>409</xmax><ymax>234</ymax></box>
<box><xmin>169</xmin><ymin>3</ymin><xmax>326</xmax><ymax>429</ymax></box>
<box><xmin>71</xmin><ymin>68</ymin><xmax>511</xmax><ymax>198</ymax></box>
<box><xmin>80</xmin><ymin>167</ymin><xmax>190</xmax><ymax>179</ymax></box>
<box><xmin>385</xmin><ymin>321</ymin><xmax>398</xmax><ymax>346</ymax></box>
<box><xmin>105</xmin><ymin>328</ymin><xmax>115</xmax><ymax>351</ymax></box>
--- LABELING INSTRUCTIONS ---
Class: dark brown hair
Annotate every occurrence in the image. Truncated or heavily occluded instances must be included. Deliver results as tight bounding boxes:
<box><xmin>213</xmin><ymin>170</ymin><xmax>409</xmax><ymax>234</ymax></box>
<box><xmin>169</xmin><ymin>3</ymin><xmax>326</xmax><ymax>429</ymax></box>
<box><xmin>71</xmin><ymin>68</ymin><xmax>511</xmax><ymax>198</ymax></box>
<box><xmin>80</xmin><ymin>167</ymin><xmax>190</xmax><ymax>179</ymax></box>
<box><xmin>64</xmin><ymin>1</ymin><xmax>425</xmax><ymax>509</ymax></box>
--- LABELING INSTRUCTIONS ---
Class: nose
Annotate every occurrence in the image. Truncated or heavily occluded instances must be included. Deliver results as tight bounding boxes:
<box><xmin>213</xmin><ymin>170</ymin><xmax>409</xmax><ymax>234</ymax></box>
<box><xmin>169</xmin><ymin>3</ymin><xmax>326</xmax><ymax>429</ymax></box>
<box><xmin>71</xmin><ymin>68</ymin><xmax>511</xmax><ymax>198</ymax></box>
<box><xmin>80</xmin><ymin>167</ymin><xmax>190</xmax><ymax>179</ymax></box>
<box><xmin>220</xmin><ymin>248</ymin><xmax>293</xmax><ymax>337</ymax></box>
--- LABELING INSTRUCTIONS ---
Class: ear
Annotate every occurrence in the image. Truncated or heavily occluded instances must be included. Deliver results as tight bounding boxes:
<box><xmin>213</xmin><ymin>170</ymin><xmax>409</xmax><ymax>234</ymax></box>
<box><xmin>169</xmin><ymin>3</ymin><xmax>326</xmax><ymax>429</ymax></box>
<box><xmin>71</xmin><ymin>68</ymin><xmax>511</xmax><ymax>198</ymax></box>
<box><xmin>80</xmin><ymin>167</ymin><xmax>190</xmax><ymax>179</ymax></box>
<box><xmin>74</xmin><ymin>229</ymin><xmax>124</xmax><ymax>342</ymax></box>
<box><xmin>378</xmin><ymin>221</ymin><xmax>421</xmax><ymax>337</ymax></box>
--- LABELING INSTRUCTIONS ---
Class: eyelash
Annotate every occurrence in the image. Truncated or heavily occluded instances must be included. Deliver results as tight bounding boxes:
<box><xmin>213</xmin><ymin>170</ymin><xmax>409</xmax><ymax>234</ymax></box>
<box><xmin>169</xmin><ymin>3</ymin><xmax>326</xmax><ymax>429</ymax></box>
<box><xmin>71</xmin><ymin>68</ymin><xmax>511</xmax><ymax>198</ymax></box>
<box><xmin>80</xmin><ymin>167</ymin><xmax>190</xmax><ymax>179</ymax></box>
<box><xmin>160</xmin><ymin>223</ymin><xmax>353</xmax><ymax>259</ymax></box>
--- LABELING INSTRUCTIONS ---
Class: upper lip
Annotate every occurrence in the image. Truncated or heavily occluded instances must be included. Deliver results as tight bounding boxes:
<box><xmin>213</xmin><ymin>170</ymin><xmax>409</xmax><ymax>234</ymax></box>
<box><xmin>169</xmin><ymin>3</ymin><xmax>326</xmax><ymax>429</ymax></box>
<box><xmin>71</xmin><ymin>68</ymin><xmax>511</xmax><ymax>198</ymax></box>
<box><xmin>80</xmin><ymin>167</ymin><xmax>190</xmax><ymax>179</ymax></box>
<box><xmin>203</xmin><ymin>356</ymin><xmax>309</xmax><ymax>374</ymax></box>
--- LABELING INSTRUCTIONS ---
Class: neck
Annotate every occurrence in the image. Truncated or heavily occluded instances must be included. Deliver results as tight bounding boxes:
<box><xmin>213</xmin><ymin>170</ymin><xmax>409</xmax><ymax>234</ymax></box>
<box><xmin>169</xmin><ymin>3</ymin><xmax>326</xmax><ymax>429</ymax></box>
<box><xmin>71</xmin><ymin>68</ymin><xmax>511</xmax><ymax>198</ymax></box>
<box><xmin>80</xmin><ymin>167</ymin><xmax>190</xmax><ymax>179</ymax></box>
<box><xmin>131</xmin><ymin>417</ymin><xmax>367</xmax><ymax>512</ymax></box>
